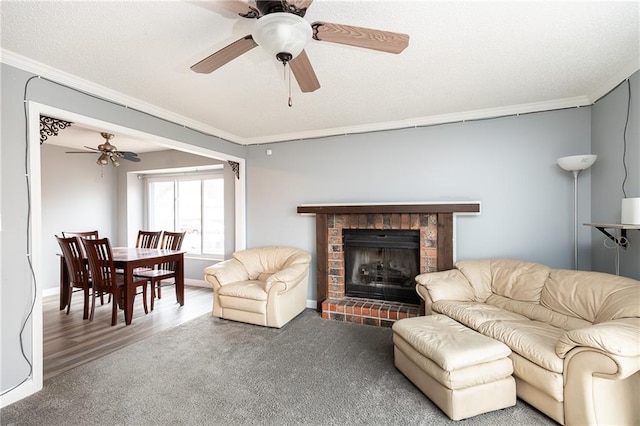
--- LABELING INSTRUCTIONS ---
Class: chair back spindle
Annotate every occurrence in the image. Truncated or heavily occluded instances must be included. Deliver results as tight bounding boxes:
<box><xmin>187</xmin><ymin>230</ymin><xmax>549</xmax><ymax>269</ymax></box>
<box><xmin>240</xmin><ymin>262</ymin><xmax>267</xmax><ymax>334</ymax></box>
<box><xmin>159</xmin><ymin>231</ymin><xmax>186</xmax><ymax>270</ymax></box>
<box><xmin>136</xmin><ymin>230</ymin><xmax>162</xmax><ymax>249</ymax></box>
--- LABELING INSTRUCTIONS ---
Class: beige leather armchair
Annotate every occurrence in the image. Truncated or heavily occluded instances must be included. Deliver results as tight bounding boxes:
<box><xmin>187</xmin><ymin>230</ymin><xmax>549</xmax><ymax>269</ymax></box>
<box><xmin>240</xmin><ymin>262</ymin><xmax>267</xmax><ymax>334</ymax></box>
<box><xmin>204</xmin><ymin>246</ymin><xmax>311</xmax><ymax>328</ymax></box>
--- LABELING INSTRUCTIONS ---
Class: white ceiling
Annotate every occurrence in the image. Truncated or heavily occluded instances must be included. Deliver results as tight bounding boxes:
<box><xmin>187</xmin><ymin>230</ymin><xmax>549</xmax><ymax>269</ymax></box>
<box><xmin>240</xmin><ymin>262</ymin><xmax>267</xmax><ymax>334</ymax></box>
<box><xmin>2</xmin><ymin>0</ymin><xmax>639</xmax><ymax>151</ymax></box>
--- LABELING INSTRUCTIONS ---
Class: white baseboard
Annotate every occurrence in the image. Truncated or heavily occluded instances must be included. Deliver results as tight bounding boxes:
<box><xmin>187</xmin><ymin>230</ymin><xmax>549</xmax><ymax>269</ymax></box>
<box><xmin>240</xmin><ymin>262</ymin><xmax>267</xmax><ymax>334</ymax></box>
<box><xmin>185</xmin><ymin>278</ymin><xmax>208</xmax><ymax>288</ymax></box>
<box><xmin>43</xmin><ymin>287</ymin><xmax>59</xmax><ymax>297</ymax></box>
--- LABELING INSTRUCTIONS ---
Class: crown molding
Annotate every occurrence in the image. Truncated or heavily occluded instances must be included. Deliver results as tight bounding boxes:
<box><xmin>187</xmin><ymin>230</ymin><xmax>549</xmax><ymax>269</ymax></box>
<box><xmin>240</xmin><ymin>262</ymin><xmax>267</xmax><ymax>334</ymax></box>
<box><xmin>244</xmin><ymin>95</ymin><xmax>592</xmax><ymax>145</ymax></box>
<box><xmin>1</xmin><ymin>49</ymin><xmax>245</xmax><ymax>145</ymax></box>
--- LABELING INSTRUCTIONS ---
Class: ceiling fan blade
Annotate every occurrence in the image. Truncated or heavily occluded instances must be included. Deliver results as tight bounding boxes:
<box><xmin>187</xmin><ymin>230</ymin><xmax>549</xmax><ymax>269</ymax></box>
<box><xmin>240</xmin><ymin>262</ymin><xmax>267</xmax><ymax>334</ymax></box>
<box><xmin>83</xmin><ymin>146</ymin><xmax>101</xmax><ymax>152</ymax></box>
<box><xmin>191</xmin><ymin>35</ymin><xmax>258</xmax><ymax>74</ymax></box>
<box><xmin>311</xmin><ymin>22</ymin><xmax>409</xmax><ymax>54</ymax></box>
<box><xmin>218</xmin><ymin>0</ymin><xmax>260</xmax><ymax>18</ymax></box>
<box><xmin>282</xmin><ymin>0</ymin><xmax>314</xmax><ymax>16</ymax></box>
<box><xmin>289</xmin><ymin>50</ymin><xmax>320</xmax><ymax>93</ymax></box>
<box><xmin>65</xmin><ymin>151</ymin><xmax>95</xmax><ymax>154</ymax></box>
<box><xmin>120</xmin><ymin>153</ymin><xmax>141</xmax><ymax>162</ymax></box>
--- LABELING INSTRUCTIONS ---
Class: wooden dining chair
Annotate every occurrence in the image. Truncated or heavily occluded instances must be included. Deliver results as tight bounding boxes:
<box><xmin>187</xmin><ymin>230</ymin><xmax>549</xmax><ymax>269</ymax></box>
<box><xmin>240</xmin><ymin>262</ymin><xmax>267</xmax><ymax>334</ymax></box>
<box><xmin>56</xmin><ymin>235</ymin><xmax>93</xmax><ymax>319</ymax></box>
<box><xmin>82</xmin><ymin>237</ymin><xmax>149</xmax><ymax>326</ymax></box>
<box><xmin>135</xmin><ymin>231</ymin><xmax>185</xmax><ymax>310</ymax></box>
<box><xmin>62</xmin><ymin>230</ymin><xmax>108</xmax><ymax>303</ymax></box>
<box><xmin>135</xmin><ymin>230</ymin><xmax>162</xmax><ymax>249</ymax></box>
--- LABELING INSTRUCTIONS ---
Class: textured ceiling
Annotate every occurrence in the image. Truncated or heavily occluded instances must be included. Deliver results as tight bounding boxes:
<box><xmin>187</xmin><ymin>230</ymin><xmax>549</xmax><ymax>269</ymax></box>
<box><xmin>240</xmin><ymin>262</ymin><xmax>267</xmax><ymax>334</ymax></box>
<box><xmin>2</xmin><ymin>1</ymin><xmax>639</xmax><ymax>148</ymax></box>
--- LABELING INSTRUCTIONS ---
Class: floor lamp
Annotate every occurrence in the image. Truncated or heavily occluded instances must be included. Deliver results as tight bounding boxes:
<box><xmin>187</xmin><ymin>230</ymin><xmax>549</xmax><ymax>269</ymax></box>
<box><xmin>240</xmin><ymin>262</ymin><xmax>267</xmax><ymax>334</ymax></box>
<box><xmin>557</xmin><ymin>154</ymin><xmax>597</xmax><ymax>270</ymax></box>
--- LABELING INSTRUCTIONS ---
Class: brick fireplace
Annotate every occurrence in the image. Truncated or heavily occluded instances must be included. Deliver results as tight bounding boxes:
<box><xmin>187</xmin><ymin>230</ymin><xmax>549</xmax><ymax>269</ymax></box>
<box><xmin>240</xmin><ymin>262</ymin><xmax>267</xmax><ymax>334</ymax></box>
<box><xmin>297</xmin><ymin>203</ymin><xmax>480</xmax><ymax>327</ymax></box>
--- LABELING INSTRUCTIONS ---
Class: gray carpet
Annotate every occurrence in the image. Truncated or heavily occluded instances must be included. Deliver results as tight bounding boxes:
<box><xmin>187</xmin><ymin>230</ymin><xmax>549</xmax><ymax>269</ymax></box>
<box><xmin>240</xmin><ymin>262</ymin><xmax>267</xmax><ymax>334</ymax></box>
<box><xmin>1</xmin><ymin>310</ymin><xmax>556</xmax><ymax>425</ymax></box>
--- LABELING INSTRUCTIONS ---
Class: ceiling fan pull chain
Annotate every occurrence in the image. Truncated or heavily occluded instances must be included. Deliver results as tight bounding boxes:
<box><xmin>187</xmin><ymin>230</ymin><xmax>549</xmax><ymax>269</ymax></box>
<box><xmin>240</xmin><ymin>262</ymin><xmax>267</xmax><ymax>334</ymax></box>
<box><xmin>288</xmin><ymin>64</ymin><xmax>293</xmax><ymax>107</ymax></box>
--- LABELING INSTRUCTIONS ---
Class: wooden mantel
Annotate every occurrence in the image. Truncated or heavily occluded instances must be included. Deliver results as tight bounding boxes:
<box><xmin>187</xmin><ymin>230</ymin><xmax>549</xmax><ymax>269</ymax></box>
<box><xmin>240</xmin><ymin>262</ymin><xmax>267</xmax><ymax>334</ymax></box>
<box><xmin>297</xmin><ymin>202</ymin><xmax>481</xmax><ymax>215</ymax></box>
<box><xmin>297</xmin><ymin>202</ymin><xmax>481</xmax><ymax>311</ymax></box>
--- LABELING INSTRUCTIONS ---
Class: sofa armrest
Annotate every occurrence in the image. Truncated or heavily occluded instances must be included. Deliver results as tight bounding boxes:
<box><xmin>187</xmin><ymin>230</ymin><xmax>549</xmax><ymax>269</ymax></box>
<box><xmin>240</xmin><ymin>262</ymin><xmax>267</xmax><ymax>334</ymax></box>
<box><xmin>556</xmin><ymin>318</ymin><xmax>640</xmax><ymax>358</ymax></box>
<box><xmin>204</xmin><ymin>258</ymin><xmax>249</xmax><ymax>287</ymax></box>
<box><xmin>265</xmin><ymin>264</ymin><xmax>309</xmax><ymax>292</ymax></box>
<box><xmin>415</xmin><ymin>269</ymin><xmax>475</xmax><ymax>303</ymax></box>
<box><xmin>564</xmin><ymin>347</ymin><xmax>640</xmax><ymax>425</ymax></box>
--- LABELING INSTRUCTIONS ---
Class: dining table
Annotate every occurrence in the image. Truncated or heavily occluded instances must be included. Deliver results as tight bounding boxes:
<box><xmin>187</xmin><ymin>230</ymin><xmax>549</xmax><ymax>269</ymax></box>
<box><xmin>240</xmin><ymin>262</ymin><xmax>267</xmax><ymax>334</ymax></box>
<box><xmin>59</xmin><ymin>247</ymin><xmax>185</xmax><ymax>325</ymax></box>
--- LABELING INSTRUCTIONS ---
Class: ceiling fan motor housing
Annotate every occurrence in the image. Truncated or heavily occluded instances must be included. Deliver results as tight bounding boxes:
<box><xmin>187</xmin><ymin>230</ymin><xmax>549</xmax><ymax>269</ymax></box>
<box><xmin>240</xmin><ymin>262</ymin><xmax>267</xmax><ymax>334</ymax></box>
<box><xmin>252</xmin><ymin>12</ymin><xmax>312</xmax><ymax>61</ymax></box>
<box><xmin>256</xmin><ymin>1</ymin><xmax>305</xmax><ymax>17</ymax></box>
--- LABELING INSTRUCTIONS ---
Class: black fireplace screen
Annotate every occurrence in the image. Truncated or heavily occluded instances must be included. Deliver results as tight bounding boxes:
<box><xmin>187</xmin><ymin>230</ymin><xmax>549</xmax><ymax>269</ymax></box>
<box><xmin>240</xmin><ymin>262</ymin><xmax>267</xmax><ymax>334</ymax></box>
<box><xmin>343</xmin><ymin>229</ymin><xmax>421</xmax><ymax>305</ymax></box>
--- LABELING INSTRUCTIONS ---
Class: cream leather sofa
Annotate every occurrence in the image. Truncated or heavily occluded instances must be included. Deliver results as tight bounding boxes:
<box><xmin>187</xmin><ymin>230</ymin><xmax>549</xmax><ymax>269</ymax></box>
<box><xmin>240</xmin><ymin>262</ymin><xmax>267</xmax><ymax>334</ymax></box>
<box><xmin>415</xmin><ymin>259</ymin><xmax>640</xmax><ymax>426</ymax></box>
<box><xmin>204</xmin><ymin>246</ymin><xmax>311</xmax><ymax>328</ymax></box>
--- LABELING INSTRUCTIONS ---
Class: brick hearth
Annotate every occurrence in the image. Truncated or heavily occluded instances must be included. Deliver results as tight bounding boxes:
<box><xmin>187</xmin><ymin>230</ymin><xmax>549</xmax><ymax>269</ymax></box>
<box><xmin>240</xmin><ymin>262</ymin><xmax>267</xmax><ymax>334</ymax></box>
<box><xmin>297</xmin><ymin>203</ymin><xmax>481</xmax><ymax>327</ymax></box>
<box><xmin>321</xmin><ymin>297</ymin><xmax>421</xmax><ymax>327</ymax></box>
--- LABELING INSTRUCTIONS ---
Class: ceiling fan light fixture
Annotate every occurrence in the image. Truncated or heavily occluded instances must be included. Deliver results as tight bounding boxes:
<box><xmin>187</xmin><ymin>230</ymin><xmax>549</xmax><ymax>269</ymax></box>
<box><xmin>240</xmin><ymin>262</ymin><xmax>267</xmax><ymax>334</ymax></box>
<box><xmin>110</xmin><ymin>155</ymin><xmax>120</xmax><ymax>167</ymax></box>
<box><xmin>96</xmin><ymin>153</ymin><xmax>108</xmax><ymax>166</ymax></box>
<box><xmin>252</xmin><ymin>12</ymin><xmax>312</xmax><ymax>62</ymax></box>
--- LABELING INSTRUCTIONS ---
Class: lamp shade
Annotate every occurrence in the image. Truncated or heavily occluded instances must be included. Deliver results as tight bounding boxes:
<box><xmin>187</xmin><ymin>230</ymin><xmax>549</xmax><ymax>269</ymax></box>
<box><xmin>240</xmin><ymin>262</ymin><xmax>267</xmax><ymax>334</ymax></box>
<box><xmin>252</xmin><ymin>12</ymin><xmax>312</xmax><ymax>60</ymax></box>
<box><xmin>556</xmin><ymin>154</ymin><xmax>597</xmax><ymax>172</ymax></box>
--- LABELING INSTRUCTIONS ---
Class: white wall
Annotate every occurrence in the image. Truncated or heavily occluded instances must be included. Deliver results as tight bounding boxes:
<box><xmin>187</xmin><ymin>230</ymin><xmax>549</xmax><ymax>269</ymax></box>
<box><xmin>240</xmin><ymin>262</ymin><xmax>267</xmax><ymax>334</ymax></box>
<box><xmin>41</xmin><ymin>144</ymin><xmax>117</xmax><ymax>291</ymax></box>
<box><xmin>245</xmin><ymin>108</ymin><xmax>593</xmax><ymax>301</ymax></box>
<box><xmin>591</xmin><ymin>71</ymin><xmax>640</xmax><ymax>278</ymax></box>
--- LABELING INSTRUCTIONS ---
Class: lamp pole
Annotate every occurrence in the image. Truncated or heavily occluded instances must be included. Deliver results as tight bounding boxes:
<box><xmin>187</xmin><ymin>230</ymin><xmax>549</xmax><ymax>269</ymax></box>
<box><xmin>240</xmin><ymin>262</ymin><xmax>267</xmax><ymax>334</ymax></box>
<box><xmin>571</xmin><ymin>170</ymin><xmax>580</xmax><ymax>270</ymax></box>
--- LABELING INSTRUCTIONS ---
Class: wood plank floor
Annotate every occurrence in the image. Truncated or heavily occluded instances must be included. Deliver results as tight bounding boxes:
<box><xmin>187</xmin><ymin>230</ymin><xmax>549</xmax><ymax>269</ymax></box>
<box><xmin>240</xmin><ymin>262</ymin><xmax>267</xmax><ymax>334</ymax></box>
<box><xmin>43</xmin><ymin>285</ymin><xmax>213</xmax><ymax>381</ymax></box>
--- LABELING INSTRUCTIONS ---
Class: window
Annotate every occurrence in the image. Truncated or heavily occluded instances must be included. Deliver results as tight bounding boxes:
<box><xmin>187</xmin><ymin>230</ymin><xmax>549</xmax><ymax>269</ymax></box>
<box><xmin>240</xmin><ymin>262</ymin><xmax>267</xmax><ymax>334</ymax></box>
<box><xmin>146</xmin><ymin>171</ymin><xmax>224</xmax><ymax>257</ymax></box>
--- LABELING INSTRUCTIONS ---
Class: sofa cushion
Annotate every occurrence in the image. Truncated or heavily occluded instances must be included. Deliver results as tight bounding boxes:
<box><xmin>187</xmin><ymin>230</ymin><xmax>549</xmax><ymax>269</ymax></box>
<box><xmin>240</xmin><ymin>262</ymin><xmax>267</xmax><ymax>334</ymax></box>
<box><xmin>489</xmin><ymin>259</ymin><xmax>551</xmax><ymax>302</ymax></box>
<box><xmin>595</xmin><ymin>279</ymin><xmax>640</xmax><ymax>323</ymax></box>
<box><xmin>477</xmin><ymin>320</ymin><xmax>565</xmax><ymax>373</ymax></box>
<box><xmin>432</xmin><ymin>301</ymin><xmax>529</xmax><ymax>330</ymax></box>
<box><xmin>541</xmin><ymin>270</ymin><xmax>638</xmax><ymax>323</ymax></box>
<box><xmin>486</xmin><ymin>294</ymin><xmax>592</xmax><ymax>331</ymax></box>
<box><xmin>455</xmin><ymin>260</ymin><xmax>493</xmax><ymax>302</ymax></box>
<box><xmin>217</xmin><ymin>280</ymin><xmax>267</xmax><ymax>301</ymax></box>
<box><xmin>414</xmin><ymin>269</ymin><xmax>475</xmax><ymax>303</ymax></box>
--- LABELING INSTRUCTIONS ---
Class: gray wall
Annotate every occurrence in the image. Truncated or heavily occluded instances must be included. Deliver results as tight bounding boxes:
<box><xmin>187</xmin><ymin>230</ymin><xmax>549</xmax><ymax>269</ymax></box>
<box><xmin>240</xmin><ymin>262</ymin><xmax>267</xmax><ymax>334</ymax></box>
<box><xmin>1</xmin><ymin>63</ymin><xmax>243</xmax><ymax>395</ymax></box>
<box><xmin>591</xmin><ymin>71</ymin><xmax>640</xmax><ymax>278</ymax></box>
<box><xmin>245</xmin><ymin>108</ymin><xmax>594</xmax><ymax>302</ymax></box>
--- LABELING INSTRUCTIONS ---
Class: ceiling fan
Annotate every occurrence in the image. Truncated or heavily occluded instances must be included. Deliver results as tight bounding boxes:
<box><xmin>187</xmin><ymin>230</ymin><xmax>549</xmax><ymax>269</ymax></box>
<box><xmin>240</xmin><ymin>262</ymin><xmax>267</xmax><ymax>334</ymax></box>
<box><xmin>65</xmin><ymin>132</ymin><xmax>141</xmax><ymax>167</ymax></box>
<box><xmin>191</xmin><ymin>0</ymin><xmax>410</xmax><ymax>94</ymax></box>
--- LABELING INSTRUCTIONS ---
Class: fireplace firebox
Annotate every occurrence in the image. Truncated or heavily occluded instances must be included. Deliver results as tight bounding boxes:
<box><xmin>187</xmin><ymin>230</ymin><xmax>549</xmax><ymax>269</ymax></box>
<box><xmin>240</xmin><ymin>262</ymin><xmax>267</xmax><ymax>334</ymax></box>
<box><xmin>343</xmin><ymin>229</ymin><xmax>421</xmax><ymax>305</ymax></box>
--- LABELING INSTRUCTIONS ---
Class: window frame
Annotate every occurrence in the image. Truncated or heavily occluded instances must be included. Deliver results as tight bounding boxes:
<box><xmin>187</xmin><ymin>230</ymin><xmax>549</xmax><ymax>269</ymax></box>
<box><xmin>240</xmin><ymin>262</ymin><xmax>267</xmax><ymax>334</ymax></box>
<box><xmin>144</xmin><ymin>169</ymin><xmax>225</xmax><ymax>260</ymax></box>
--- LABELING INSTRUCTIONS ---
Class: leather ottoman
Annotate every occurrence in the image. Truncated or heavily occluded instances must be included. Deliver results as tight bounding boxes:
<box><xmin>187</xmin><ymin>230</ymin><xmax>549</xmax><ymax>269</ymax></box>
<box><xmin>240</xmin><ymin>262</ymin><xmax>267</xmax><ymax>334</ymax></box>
<box><xmin>392</xmin><ymin>314</ymin><xmax>516</xmax><ymax>420</ymax></box>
